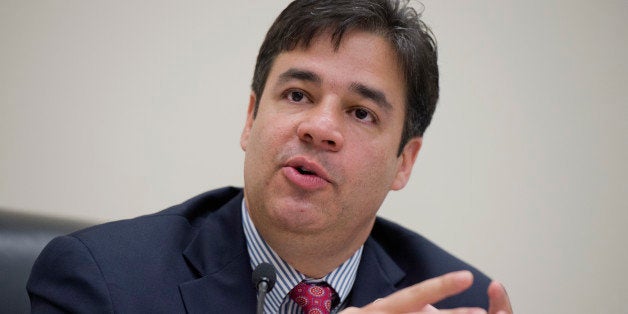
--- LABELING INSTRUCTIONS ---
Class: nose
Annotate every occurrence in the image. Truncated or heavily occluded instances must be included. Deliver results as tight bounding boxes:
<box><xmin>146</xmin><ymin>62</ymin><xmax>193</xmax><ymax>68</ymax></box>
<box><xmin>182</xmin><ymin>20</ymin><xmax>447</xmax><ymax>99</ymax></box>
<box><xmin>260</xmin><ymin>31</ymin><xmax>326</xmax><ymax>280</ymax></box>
<box><xmin>297</xmin><ymin>104</ymin><xmax>344</xmax><ymax>152</ymax></box>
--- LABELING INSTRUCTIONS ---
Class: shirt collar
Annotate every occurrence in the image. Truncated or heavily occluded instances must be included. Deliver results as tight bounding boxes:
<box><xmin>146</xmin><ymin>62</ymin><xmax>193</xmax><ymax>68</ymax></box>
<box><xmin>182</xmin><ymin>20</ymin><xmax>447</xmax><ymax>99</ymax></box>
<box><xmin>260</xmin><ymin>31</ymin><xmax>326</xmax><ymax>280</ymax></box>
<box><xmin>241</xmin><ymin>199</ymin><xmax>363</xmax><ymax>313</ymax></box>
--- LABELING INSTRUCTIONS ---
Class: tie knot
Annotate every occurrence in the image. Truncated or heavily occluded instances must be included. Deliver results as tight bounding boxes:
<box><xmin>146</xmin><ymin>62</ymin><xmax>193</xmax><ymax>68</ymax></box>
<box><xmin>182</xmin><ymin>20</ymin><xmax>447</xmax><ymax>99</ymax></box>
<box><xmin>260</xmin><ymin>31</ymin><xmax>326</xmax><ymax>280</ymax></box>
<box><xmin>289</xmin><ymin>281</ymin><xmax>336</xmax><ymax>314</ymax></box>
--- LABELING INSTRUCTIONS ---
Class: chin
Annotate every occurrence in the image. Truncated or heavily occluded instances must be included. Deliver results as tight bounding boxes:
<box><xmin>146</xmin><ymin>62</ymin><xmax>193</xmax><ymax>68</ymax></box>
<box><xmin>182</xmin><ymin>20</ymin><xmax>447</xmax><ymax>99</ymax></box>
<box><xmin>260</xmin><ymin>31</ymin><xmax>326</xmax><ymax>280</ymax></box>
<box><xmin>269</xmin><ymin>202</ymin><xmax>330</xmax><ymax>232</ymax></box>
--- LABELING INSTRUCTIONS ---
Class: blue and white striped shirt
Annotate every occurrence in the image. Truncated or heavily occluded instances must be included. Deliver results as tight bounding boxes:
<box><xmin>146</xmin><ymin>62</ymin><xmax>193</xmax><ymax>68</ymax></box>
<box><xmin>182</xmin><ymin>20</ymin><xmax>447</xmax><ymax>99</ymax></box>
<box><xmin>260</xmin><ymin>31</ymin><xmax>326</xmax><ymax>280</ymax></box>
<box><xmin>242</xmin><ymin>201</ymin><xmax>363</xmax><ymax>314</ymax></box>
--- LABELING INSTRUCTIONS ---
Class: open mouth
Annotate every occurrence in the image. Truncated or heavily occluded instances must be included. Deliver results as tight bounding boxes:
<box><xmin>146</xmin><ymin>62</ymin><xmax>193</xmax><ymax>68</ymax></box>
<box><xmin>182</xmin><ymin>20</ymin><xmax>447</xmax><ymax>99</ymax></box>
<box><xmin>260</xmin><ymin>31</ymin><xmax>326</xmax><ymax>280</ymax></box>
<box><xmin>283</xmin><ymin>156</ymin><xmax>332</xmax><ymax>189</ymax></box>
<box><xmin>282</xmin><ymin>157</ymin><xmax>331</xmax><ymax>190</ymax></box>
<box><xmin>295</xmin><ymin>166</ymin><xmax>316</xmax><ymax>175</ymax></box>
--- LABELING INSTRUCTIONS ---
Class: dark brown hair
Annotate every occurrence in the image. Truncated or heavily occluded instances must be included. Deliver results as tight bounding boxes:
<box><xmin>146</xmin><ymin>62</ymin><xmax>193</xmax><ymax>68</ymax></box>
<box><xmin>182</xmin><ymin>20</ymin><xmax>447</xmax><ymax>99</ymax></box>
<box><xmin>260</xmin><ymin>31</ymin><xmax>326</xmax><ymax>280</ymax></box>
<box><xmin>252</xmin><ymin>0</ymin><xmax>439</xmax><ymax>154</ymax></box>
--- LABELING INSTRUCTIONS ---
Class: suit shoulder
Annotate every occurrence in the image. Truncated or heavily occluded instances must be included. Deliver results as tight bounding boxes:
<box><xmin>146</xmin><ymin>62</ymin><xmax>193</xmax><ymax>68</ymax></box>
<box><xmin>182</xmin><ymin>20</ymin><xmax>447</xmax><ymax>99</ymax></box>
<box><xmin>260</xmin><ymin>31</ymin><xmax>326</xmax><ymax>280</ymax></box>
<box><xmin>372</xmin><ymin>217</ymin><xmax>487</xmax><ymax>275</ymax></box>
<box><xmin>371</xmin><ymin>216</ymin><xmax>491</xmax><ymax>309</ymax></box>
<box><xmin>72</xmin><ymin>186</ymin><xmax>243</xmax><ymax>238</ymax></box>
<box><xmin>28</xmin><ymin>235</ymin><xmax>115</xmax><ymax>312</ymax></box>
<box><xmin>61</xmin><ymin>187</ymin><xmax>243</xmax><ymax>262</ymax></box>
<box><xmin>29</xmin><ymin>187</ymin><xmax>245</xmax><ymax>312</ymax></box>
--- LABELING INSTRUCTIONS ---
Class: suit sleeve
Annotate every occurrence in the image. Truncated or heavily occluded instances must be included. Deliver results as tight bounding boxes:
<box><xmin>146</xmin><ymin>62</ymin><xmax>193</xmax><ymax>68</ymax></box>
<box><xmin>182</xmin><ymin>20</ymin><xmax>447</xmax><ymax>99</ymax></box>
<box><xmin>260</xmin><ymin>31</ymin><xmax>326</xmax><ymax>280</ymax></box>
<box><xmin>27</xmin><ymin>235</ymin><xmax>114</xmax><ymax>313</ymax></box>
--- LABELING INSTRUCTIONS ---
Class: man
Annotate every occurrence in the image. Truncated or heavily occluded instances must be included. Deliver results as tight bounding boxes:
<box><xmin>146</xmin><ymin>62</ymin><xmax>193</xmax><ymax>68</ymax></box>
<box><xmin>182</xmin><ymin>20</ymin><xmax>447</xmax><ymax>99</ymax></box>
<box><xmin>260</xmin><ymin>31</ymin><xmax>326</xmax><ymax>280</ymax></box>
<box><xmin>28</xmin><ymin>1</ymin><xmax>512</xmax><ymax>313</ymax></box>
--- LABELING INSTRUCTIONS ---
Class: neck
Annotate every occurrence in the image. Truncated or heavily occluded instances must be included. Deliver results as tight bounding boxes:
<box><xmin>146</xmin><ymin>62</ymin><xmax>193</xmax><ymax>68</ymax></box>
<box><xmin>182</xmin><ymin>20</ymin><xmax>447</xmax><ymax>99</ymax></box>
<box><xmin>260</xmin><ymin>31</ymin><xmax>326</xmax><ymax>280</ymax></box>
<box><xmin>265</xmin><ymin>229</ymin><xmax>369</xmax><ymax>278</ymax></box>
<box><xmin>251</xmin><ymin>215</ymin><xmax>374</xmax><ymax>279</ymax></box>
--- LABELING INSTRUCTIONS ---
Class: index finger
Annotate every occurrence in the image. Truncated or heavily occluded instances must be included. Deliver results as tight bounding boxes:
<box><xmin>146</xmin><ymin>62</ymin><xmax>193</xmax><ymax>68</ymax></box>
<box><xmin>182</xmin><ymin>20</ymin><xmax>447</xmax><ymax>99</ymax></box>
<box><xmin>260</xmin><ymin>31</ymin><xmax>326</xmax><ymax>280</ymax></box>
<box><xmin>363</xmin><ymin>270</ymin><xmax>475</xmax><ymax>313</ymax></box>
<box><xmin>488</xmin><ymin>281</ymin><xmax>513</xmax><ymax>314</ymax></box>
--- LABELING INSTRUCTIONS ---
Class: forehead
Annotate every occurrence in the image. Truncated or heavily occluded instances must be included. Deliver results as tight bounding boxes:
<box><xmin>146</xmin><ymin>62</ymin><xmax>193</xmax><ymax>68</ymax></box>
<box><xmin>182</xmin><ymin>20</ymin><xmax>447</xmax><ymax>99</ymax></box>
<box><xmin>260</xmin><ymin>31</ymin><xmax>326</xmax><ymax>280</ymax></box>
<box><xmin>265</xmin><ymin>31</ymin><xmax>406</xmax><ymax>110</ymax></box>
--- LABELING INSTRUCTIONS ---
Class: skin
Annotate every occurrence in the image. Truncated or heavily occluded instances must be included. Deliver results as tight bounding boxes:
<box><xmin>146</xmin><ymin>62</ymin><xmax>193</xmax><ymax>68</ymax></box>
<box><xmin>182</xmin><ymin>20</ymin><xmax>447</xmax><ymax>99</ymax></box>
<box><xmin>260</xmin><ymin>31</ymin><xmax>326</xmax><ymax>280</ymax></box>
<box><xmin>240</xmin><ymin>30</ymin><xmax>513</xmax><ymax>313</ymax></box>
<box><xmin>241</xmin><ymin>30</ymin><xmax>421</xmax><ymax>278</ymax></box>
<box><xmin>341</xmin><ymin>271</ymin><xmax>513</xmax><ymax>314</ymax></box>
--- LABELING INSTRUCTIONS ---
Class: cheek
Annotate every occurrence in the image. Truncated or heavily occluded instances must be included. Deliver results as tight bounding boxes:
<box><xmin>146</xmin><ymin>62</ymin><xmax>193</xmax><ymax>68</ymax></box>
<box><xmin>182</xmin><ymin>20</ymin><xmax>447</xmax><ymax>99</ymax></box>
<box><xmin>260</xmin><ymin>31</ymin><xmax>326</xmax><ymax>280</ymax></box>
<box><xmin>246</xmin><ymin>116</ymin><xmax>295</xmax><ymax>164</ymax></box>
<box><xmin>249</xmin><ymin>118</ymin><xmax>279</xmax><ymax>145</ymax></box>
<box><xmin>344</xmin><ymin>141</ymin><xmax>399</xmax><ymax>187</ymax></box>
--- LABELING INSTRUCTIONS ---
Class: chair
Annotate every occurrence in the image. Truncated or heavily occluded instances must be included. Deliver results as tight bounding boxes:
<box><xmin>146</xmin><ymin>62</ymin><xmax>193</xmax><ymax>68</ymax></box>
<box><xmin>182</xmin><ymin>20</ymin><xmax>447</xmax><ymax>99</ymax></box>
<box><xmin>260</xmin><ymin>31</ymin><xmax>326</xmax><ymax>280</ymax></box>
<box><xmin>0</xmin><ymin>209</ymin><xmax>93</xmax><ymax>313</ymax></box>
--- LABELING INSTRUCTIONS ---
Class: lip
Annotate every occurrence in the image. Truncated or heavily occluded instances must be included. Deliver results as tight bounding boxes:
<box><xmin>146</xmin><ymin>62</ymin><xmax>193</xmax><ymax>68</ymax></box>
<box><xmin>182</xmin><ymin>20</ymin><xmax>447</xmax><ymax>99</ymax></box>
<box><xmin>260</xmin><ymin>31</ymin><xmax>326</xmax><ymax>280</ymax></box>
<box><xmin>282</xmin><ymin>156</ymin><xmax>332</xmax><ymax>190</ymax></box>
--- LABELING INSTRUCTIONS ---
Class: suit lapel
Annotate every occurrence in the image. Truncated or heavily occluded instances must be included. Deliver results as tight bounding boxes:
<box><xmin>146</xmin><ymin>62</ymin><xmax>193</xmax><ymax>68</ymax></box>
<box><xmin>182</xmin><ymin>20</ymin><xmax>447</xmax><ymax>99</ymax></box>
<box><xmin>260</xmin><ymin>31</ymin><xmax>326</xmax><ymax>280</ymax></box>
<box><xmin>348</xmin><ymin>236</ymin><xmax>406</xmax><ymax>307</ymax></box>
<box><xmin>178</xmin><ymin>192</ymin><xmax>257</xmax><ymax>313</ymax></box>
<box><xmin>175</xmin><ymin>190</ymin><xmax>407</xmax><ymax>312</ymax></box>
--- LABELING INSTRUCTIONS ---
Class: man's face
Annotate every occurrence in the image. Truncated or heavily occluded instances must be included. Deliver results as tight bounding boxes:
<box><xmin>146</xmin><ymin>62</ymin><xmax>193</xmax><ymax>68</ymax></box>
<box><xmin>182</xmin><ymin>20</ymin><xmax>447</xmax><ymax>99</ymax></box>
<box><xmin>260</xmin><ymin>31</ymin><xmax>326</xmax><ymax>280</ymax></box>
<box><xmin>241</xmin><ymin>30</ymin><xmax>422</xmax><ymax>245</ymax></box>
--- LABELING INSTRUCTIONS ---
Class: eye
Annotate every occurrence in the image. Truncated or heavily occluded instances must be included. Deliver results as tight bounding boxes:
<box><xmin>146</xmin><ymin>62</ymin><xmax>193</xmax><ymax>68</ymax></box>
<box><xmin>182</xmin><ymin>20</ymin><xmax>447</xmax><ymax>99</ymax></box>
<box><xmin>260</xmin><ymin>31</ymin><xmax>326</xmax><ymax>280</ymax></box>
<box><xmin>351</xmin><ymin>107</ymin><xmax>376</xmax><ymax>123</ymax></box>
<box><xmin>286</xmin><ymin>90</ymin><xmax>307</xmax><ymax>103</ymax></box>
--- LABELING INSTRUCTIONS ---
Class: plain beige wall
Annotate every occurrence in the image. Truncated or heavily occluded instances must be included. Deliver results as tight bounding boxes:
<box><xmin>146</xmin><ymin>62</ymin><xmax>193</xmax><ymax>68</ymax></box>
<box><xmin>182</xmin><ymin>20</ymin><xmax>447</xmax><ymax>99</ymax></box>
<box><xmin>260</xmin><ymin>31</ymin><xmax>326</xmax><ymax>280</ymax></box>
<box><xmin>1</xmin><ymin>1</ymin><xmax>626</xmax><ymax>313</ymax></box>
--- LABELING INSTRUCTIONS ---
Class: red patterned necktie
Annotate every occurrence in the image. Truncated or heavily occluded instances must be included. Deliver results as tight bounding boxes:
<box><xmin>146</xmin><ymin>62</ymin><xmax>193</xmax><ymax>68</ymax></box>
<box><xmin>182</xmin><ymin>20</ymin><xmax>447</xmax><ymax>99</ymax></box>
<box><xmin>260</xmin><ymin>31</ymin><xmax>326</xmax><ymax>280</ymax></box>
<box><xmin>289</xmin><ymin>281</ymin><xmax>336</xmax><ymax>314</ymax></box>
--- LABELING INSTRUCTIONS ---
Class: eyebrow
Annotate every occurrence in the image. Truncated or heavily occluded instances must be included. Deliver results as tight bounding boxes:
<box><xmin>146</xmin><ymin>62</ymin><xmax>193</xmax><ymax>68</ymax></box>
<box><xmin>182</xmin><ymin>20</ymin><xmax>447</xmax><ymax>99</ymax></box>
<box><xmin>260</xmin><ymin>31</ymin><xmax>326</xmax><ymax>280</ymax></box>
<box><xmin>349</xmin><ymin>82</ymin><xmax>393</xmax><ymax>111</ymax></box>
<box><xmin>277</xmin><ymin>68</ymin><xmax>322</xmax><ymax>85</ymax></box>
<box><xmin>276</xmin><ymin>68</ymin><xmax>393</xmax><ymax>111</ymax></box>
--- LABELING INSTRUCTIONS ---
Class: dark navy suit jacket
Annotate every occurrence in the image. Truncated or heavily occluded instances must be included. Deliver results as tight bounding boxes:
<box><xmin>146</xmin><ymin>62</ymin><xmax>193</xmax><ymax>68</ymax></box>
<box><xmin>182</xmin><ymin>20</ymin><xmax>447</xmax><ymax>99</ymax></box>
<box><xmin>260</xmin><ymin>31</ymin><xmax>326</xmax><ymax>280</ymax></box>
<box><xmin>28</xmin><ymin>186</ymin><xmax>491</xmax><ymax>313</ymax></box>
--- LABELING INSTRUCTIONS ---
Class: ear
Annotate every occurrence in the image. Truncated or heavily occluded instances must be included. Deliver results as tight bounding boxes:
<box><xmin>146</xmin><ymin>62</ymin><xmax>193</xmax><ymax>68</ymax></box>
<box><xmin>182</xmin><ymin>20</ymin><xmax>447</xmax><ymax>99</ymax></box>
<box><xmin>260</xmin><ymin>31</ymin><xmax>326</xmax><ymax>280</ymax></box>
<box><xmin>240</xmin><ymin>92</ymin><xmax>257</xmax><ymax>151</ymax></box>
<box><xmin>390</xmin><ymin>137</ymin><xmax>422</xmax><ymax>191</ymax></box>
